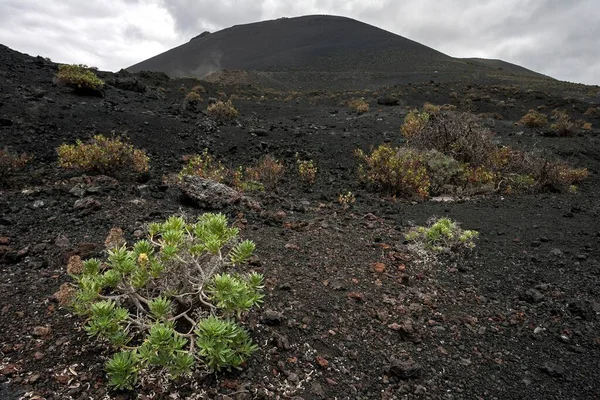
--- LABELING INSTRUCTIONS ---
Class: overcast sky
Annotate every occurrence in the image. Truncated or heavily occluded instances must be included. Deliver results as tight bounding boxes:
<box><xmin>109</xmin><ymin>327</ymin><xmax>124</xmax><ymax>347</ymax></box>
<box><xmin>0</xmin><ymin>0</ymin><xmax>598</xmax><ymax>85</ymax></box>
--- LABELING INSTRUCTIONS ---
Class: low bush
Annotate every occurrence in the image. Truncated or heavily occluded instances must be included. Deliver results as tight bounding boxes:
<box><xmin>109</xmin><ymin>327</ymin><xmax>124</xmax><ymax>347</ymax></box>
<box><xmin>185</xmin><ymin>91</ymin><xmax>203</xmax><ymax>104</ymax></box>
<box><xmin>207</xmin><ymin>100</ymin><xmax>238</xmax><ymax>122</ymax></box>
<box><xmin>348</xmin><ymin>99</ymin><xmax>369</xmax><ymax>114</ymax></box>
<box><xmin>400</xmin><ymin>110</ymin><xmax>429</xmax><ymax>139</ymax></box>
<box><xmin>57</xmin><ymin>135</ymin><xmax>149</xmax><ymax>176</ymax></box>
<box><xmin>245</xmin><ymin>156</ymin><xmax>285</xmax><ymax>191</ymax></box>
<box><xmin>179</xmin><ymin>150</ymin><xmax>228</xmax><ymax>183</ymax></box>
<box><xmin>356</xmin><ymin>145</ymin><xmax>431</xmax><ymax>199</ymax></box>
<box><xmin>551</xmin><ymin>110</ymin><xmax>576</xmax><ymax>136</ymax></box>
<box><xmin>295</xmin><ymin>154</ymin><xmax>317</xmax><ymax>184</ymax></box>
<box><xmin>56</xmin><ymin>64</ymin><xmax>104</xmax><ymax>93</ymax></box>
<box><xmin>519</xmin><ymin>110</ymin><xmax>548</xmax><ymax>128</ymax></box>
<box><xmin>423</xmin><ymin>102</ymin><xmax>441</xmax><ymax>113</ymax></box>
<box><xmin>0</xmin><ymin>148</ymin><xmax>31</xmax><ymax>184</ymax></box>
<box><xmin>403</xmin><ymin>112</ymin><xmax>496</xmax><ymax>167</ymax></box>
<box><xmin>338</xmin><ymin>191</ymin><xmax>356</xmax><ymax>209</ymax></box>
<box><xmin>66</xmin><ymin>213</ymin><xmax>263</xmax><ymax>389</ymax></box>
<box><xmin>405</xmin><ymin>217</ymin><xmax>478</xmax><ymax>253</ymax></box>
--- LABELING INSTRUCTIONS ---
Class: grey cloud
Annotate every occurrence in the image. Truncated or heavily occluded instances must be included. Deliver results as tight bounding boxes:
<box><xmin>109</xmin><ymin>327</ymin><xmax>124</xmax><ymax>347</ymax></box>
<box><xmin>0</xmin><ymin>0</ymin><xmax>597</xmax><ymax>84</ymax></box>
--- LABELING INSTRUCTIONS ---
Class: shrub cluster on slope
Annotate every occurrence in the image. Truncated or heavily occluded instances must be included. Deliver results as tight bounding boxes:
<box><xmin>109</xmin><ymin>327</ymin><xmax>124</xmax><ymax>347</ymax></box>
<box><xmin>179</xmin><ymin>150</ymin><xmax>287</xmax><ymax>192</ymax></box>
<box><xmin>357</xmin><ymin>110</ymin><xmax>588</xmax><ymax>198</ymax></box>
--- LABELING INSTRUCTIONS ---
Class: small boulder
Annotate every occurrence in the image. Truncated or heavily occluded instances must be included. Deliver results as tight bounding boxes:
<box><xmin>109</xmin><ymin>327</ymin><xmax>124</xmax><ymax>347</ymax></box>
<box><xmin>377</xmin><ymin>96</ymin><xmax>400</xmax><ymax>106</ymax></box>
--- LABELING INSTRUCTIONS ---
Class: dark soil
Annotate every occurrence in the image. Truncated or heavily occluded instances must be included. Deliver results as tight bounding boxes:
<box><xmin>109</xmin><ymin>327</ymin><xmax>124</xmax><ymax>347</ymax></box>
<box><xmin>1</xmin><ymin>45</ymin><xmax>600</xmax><ymax>400</ymax></box>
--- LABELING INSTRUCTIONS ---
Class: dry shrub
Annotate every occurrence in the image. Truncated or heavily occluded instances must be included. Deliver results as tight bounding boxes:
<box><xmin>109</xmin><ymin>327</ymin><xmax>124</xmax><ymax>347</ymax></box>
<box><xmin>551</xmin><ymin>110</ymin><xmax>576</xmax><ymax>136</ymax></box>
<box><xmin>66</xmin><ymin>255</ymin><xmax>84</xmax><ymax>275</ymax></box>
<box><xmin>57</xmin><ymin>135</ymin><xmax>149</xmax><ymax>176</ymax></box>
<box><xmin>519</xmin><ymin>110</ymin><xmax>548</xmax><ymax>128</ymax></box>
<box><xmin>497</xmin><ymin>148</ymin><xmax>587</xmax><ymax>193</ymax></box>
<box><xmin>423</xmin><ymin>102</ymin><xmax>441</xmax><ymax>113</ymax></box>
<box><xmin>0</xmin><ymin>149</ymin><xmax>30</xmax><ymax>184</ymax></box>
<box><xmin>440</xmin><ymin>104</ymin><xmax>457</xmax><ymax>111</ymax></box>
<box><xmin>53</xmin><ymin>283</ymin><xmax>77</xmax><ymax>306</ymax></box>
<box><xmin>582</xmin><ymin>122</ymin><xmax>592</xmax><ymax>131</ymax></box>
<box><xmin>105</xmin><ymin>227</ymin><xmax>125</xmax><ymax>250</ymax></box>
<box><xmin>179</xmin><ymin>150</ymin><xmax>228</xmax><ymax>183</ymax></box>
<box><xmin>245</xmin><ymin>156</ymin><xmax>284</xmax><ymax>191</ymax></box>
<box><xmin>191</xmin><ymin>85</ymin><xmax>206</xmax><ymax>93</ymax></box>
<box><xmin>56</xmin><ymin>64</ymin><xmax>104</xmax><ymax>93</ymax></box>
<box><xmin>207</xmin><ymin>100</ymin><xmax>238</xmax><ymax>122</ymax></box>
<box><xmin>583</xmin><ymin>107</ymin><xmax>598</xmax><ymax>116</ymax></box>
<box><xmin>404</xmin><ymin>112</ymin><xmax>497</xmax><ymax>167</ymax></box>
<box><xmin>401</xmin><ymin>110</ymin><xmax>430</xmax><ymax>139</ymax></box>
<box><xmin>185</xmin><ymin>91</ymin><xmax>203</xmax><ymax>104</ymax></box>
<box><xmin>348</xmin><ymin>99</ymin><xmax>369</xmax><ymax>114</ymax></box>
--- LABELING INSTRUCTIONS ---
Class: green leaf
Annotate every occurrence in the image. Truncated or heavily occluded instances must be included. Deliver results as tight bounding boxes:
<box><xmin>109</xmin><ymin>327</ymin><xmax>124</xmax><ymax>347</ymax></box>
<box><xmin>106</xmin><ymin>351</ymin><xmax>138</xmax><ymax>390</ymax></box>
<box><xmin>229</xmin><ymin>240</ymin><xmax>255</xmax><ymax>265</ymax></box>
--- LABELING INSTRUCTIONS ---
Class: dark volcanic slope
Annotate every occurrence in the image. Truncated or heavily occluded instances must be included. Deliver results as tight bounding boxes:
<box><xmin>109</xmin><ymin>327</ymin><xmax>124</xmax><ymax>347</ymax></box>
<box><xmin>127</xmin><ymin>15</ymin><xmax>553</xmax><ymax>89</ymax></box>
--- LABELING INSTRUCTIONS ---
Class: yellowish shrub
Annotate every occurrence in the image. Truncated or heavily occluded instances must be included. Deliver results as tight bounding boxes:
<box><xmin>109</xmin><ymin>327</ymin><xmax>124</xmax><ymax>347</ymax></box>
<box><xmin>207</xmin><ymin>100</ymin><xmax>238</xmax><ymax>122</ymax></box>
<box><xmin>57</xmin><ymin>135</ymin><xmax>149</xmax><ymax>175</ymax></box>
<box><xmin>295</xmin><ymin>154</ymin><xmax>317</xmax><ymax>184</ymax></box>
<box><xmin>356</xmin><ymin>145</ymin><xmax>431</xmax><ymax>199</ymax></box>
<box><xmin>179</xmin><ymin>150</ymin><xmax>228</xmax><ymax>183</ymax></box>
<box><xmin>348</xmin><ymin>99</ymin><xmax>369</xmax><ymax>114</ymax></box>
<box><xmin>185</xmin><ymin>91</ymin><xmax>203</xmax><ymax>103</ymax></box>
<box><xmin>519</xmin><ymin>110</ymin><xmax>548</xmax><ymax>128</ymax></box>
<box><xmin>423</xmin><ymin>102</ymin><xmax>441</xmax><ymax>113</ymax></box>
<box><xmin>56</xmin><ymin>64</ymin><xmax>104</xmax><ymax>93</ymax></box>
<box><xmin>551</xmin><ymin>110</ymin><xmax>575</xmax><ymax>136</ymax></box>
<box><xmin>401</xmin><ymin>110</ymin><xmax>430</xmax><ymax>139</ymax></box>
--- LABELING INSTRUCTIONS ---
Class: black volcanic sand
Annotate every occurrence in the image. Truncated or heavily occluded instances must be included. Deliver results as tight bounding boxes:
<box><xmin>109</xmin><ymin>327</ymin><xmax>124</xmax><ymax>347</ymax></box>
<box><xmin>1</xmin><ymin>46</ymin><xmax>600</xmax><ymax>400</ymax></box>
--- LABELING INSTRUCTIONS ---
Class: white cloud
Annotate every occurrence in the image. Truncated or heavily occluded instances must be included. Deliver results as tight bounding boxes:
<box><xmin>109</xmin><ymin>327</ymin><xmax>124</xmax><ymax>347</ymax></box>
<box><xmin>0</xmin><ymin>0</ymin><xmax>597</xmax><ymax>84</ymax></box>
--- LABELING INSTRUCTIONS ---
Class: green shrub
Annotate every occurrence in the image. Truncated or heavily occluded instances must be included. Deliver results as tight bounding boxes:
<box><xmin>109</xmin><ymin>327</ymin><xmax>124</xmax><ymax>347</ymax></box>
<box><xmin>295</xmin><ymin>154</ymin><xmax>317</xmax><ymax>184</ymax></box>
<box><xmin>405</xmin><ymin>217</ymin><xmax>478</xmax><ymax>252</ymax></box>
<box><xmin>67</xmin><ymin>213</ymin><xmax>263</xmax><ymax>389</ymax></box>
<box><xmin>195</xmin><ymin>316</ymin><xmax>258</xmax><ymax>371</ymax></box>
<box><xmin>56</xmin><ymin>64</ymin><xmax>104</xmax><ymax>93</ymax></box>
<box><xmin>57</xmin><ymin>135</ymin><xmax>149</xmax><ymax>176</ymax></box>
<box><xmin>179</xmin><ymin>150</ymin><xmax>228</xmax><ymax>182</ymax></box>
<box><xmin>356</xmin><ymin>145</ymin><xmax>431</xmax><ymax>199</ymax></box>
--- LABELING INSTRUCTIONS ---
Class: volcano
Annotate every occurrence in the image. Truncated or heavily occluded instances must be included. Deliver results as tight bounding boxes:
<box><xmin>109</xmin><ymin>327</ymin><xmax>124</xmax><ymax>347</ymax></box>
<box><xmin>127</xmin><ymin>15</ymin><xmax>551</xmax><ymax>89</ymax></box>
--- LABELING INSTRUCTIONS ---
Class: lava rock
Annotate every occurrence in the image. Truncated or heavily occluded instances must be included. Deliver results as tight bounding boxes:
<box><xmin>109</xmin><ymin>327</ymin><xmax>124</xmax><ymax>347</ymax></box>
<box><xmin>261</xmin><ymin>309</ymin><xmax>284</xmax><ymax>325</ymax></box>
<box><xmin>386</xmin><ymin>359</ymin><xmax>422</xmax><ymax>380</ymax></box>
<box><xmin>522</xmin><ymin>288</ymin><xmax>545</xmax><ymax>304</ymax></box>
<box><xmin>177</xmin><ymin>175</ymin><xmax>242</xmax><ymax>209</ymax></box>
<box><xmin>377</xmin><ymin>96</ymin><xmax>400</xmax><ymax>106</ymax></box>
<box><xmin>74</xmin><ymin>197</ymin><xmax>101</xmax><ymax>210</ymax></box>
